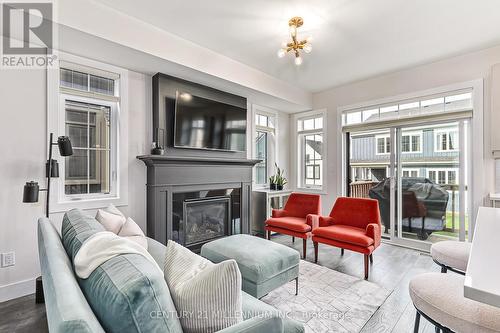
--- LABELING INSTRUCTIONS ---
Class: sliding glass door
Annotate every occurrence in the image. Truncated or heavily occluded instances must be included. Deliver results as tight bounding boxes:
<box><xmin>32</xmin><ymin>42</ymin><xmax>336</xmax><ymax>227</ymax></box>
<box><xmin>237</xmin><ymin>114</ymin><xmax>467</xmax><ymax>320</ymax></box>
<box><xmin>347</xmin><ymin>128</ymin><xmax>393</xmax><ymax>239</ymax></box>
<box><xmin>346</xmin><ymin>120</ymin><xmax>469</xmax><ymax>249</ymax></box>
<box><xmin>396</xmin><ymin>121</ymin><xmax>468</xmax><ymax>247</ymax></box>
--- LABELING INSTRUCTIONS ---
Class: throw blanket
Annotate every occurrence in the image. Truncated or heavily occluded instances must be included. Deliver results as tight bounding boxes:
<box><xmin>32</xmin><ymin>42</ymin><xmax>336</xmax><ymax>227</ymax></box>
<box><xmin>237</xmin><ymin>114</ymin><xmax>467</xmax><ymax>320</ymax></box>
<box><xmin>74</xmin><ymin>231</ymin><xmax>163</xmax><ymax>279</ymax></box>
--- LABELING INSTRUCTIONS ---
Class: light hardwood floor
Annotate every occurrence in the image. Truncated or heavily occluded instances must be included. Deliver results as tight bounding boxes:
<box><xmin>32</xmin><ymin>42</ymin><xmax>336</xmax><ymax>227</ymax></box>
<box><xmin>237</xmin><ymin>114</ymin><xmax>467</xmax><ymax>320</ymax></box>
<box><xmin>0</xmin><ymin>235</ymin><xmax>441</xmax><ymax>333</ymax></box>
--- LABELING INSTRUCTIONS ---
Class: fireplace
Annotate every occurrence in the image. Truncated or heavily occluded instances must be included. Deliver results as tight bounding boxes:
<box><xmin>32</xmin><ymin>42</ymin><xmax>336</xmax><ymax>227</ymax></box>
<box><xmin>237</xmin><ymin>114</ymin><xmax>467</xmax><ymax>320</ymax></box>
<box><xmin>138</xmin><ymin>155</ymin><xmax>259</xmax><ymax>252</ymax></box>
<box><xmin>172</xmin><ymin>188</ymin><xmax>241</xmax><ymax>250</ymax></box>
<box><xmin>182</xmin><ymin>197</ymin><xmax>230</xmax><ymax>247</ymax></box>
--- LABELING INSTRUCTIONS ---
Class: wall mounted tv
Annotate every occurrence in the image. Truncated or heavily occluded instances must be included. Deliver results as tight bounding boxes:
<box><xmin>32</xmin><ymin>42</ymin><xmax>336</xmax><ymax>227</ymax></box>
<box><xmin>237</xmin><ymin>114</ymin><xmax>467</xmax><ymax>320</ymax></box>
<box><xmin>174</xmin><ymin>91</ymin><xmax>247</xmax><ymax>152</ymax></box>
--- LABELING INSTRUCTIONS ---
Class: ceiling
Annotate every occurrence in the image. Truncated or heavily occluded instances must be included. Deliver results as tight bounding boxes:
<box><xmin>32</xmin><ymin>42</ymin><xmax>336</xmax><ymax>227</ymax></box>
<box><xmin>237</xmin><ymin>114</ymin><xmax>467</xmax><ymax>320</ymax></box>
<box><xmin>98</xmin><ymin>0</ymin><xmax>500</xmax><ymax>93</ymax></box>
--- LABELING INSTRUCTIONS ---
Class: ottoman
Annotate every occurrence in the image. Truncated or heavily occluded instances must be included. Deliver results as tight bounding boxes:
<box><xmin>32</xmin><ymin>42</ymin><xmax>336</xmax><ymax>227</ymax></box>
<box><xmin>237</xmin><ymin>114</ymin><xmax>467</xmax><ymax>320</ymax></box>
<box><xmin>201</xmin><ymin>234</ymin><xmax>300</xmax><ymax>299</ymax></box>
<box><xmin>430</xmin><ymin>240</ymin><xmax>471</xmax><ymax>274</ymax></box>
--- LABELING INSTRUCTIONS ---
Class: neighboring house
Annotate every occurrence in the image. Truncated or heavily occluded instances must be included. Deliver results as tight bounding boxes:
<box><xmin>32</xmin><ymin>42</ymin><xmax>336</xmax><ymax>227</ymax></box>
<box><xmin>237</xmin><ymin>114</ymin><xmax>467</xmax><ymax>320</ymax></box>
<box><xmin>349</xmin><ymin>126</ymin><xmax>459</xmax><ymax>186</ymax></box>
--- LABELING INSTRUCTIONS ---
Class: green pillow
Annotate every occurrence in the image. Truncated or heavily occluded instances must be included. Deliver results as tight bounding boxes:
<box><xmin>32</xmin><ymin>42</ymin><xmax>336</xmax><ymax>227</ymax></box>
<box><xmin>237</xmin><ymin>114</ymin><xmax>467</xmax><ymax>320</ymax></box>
<box><xmin>61</xmin><ymin>209</ymin><xmax>183</xmax><ymax>333</ymax></box>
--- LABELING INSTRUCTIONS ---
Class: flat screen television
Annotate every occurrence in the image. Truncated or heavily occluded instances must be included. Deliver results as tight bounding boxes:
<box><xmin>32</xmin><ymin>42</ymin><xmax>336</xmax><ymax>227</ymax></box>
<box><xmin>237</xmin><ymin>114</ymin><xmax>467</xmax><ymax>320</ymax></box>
<box><xmin>174</xmin><ymin>91</ymin><xmax>247</xmax><ymax>152</ymax></box>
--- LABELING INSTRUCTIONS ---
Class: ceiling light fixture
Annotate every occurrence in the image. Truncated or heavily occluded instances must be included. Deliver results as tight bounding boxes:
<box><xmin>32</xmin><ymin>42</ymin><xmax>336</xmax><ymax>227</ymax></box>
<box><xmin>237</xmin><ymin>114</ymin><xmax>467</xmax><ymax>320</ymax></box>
<box><xmin>277</xmin><ymin>17</ymin><xmax>312</xmax><ymax>66</ymax></box>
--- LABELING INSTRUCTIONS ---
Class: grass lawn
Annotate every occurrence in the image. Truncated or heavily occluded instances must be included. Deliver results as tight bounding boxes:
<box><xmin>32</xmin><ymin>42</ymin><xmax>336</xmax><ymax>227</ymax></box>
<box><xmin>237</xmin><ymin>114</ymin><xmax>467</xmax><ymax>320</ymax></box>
<box><xmin>433</xmin><ymin>211</ymin><xmax>468</xmax><ymax>238</ymax></box>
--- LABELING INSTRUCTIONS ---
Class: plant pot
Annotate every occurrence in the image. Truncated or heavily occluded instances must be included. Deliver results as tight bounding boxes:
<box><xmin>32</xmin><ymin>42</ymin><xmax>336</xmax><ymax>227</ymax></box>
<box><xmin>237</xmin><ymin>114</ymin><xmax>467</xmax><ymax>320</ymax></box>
<box><xmin>270</xmin><ymin>183</ymin><xmax>277</xmax><ymax>190</ymax></box>
<box><xmin>277</xmin><ymin>185</ymin><xmax>283</xmax><ymax>191</ymax></box>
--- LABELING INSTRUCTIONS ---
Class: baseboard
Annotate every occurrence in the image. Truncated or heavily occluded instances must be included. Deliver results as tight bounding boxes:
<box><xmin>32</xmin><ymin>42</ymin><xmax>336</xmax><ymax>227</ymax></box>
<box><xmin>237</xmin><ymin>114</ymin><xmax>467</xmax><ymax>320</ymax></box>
<box><xmin>0</xmin><ymin>278</ymin><xmax>35</xmax><ymax>303</ymax></box>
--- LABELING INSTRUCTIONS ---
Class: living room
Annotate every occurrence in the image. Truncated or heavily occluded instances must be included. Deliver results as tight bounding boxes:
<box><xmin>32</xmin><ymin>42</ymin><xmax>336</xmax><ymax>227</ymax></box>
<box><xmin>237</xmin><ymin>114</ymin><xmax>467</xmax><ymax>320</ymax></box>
<box><xmin>1</xmin><ymin>1</ymin><xmax>500</xmax><ymax>332</ymax></box>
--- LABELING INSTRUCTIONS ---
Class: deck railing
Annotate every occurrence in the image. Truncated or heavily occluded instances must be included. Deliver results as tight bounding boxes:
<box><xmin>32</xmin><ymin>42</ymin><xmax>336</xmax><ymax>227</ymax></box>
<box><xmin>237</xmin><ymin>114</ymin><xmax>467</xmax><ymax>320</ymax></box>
<box><xmin>349</xmin><ymin>181</ymin><xmax>379</xmax><ymax>198</ymax></box>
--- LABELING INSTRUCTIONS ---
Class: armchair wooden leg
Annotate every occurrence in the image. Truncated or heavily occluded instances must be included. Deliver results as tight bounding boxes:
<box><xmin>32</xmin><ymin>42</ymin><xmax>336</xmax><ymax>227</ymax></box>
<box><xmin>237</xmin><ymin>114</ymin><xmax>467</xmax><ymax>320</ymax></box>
<box><xmin>314</xmin><ymin>242</ymin><xmax>318</xmax><ymax>263</ymax></box>
<box><xmin>302</xmin><ymin>239</ymin><xmax>307</xmax><ymax>259</ymax></box>
<box><xmin>441</xmin><ymin>265</ymin><xmax>447</xmax><ymax>273</ymax></box>
<box><xmin>292</xmin><ymin>236</ymin><xmax>295</xmax><ymax>243</ymax></box>
<box><xmin>266</xmin><ymin>230</ymin><xmax>271</xmax><ymax>240</ymax></box>
<box><xmin>364</xmin><ymin>254</ymin><xmax>369</xmax><ymax>280</ymax></box>
<box><xmin>341</xmin><ymin>248</ymin><xmax>344</xmax><ymax>256</ymax></box>
<box><xmin>414</xmin><ymin>311</ymin><xmax>421</xmax><ymax>333</ymax></box>
<box><xmin>369</xmin><ymin>254</ymin><xmax>373</xmax><ymax>264</ymax></box>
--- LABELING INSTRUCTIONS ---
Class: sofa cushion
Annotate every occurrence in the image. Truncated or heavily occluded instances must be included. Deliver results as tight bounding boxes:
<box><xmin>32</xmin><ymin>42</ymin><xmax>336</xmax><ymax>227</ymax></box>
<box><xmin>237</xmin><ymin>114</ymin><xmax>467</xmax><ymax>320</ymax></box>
<box><xmin>313</xmin><ymin>225</ymin><xmax>374</xmax><ymax>247</ymax></box>
<box><xmin>164</xmin><ymin>241</ymin><xmax>243</xmax><ymax>333</ymax></box>
<box><xmin>61</xmin><ymin>209</ymin><xmax>105</xmax><ymax>260</ymax></box>
<box><xmin>95</xmin><ymin>204</ymin><xmax>126</xmax><ymax>234</ymax></box>
<box><xmin>118</xmin><ymin>217</ymin><xmax>148</xmax><ymax>249</ymax></box>
<box><xmin>61</xmin><ymin>208</ymin><xmax>183</xmax><ymax>333</ymax></box>
<box><xmin>266</xmin><ymin>217</ymin><xmax>312</xmax><ymax>233</ymax></box>
<box><xmin>79</xmin><ymin>253</ymin><xmax>182</xmax><ymax>333</ymax></box>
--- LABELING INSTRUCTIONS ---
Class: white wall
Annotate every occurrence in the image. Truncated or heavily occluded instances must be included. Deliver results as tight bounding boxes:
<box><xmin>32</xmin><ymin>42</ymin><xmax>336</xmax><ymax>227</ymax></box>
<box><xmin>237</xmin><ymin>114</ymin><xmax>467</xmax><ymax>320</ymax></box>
<box><xmin>308</xmin><ymin>44</ymin><xmax>500</xmax><ymax>214</ymax></box>
<box><xmin>0</xmin><ymin>63</ymin><xmax>151</xmax><ymax>302</ymax></box>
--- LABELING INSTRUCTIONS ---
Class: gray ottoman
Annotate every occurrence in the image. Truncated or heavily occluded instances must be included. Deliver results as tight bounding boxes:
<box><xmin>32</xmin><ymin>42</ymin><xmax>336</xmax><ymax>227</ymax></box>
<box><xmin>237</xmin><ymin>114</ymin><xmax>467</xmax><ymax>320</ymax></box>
<box><xmin>201</xmin><ymin>234</ymin><xmax>300</xmax><ymax>299</ymax></box>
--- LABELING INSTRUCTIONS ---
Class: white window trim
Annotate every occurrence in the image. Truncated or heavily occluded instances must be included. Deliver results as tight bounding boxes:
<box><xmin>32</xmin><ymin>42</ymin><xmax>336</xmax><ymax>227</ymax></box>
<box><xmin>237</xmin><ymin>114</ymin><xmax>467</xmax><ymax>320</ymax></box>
<box><xmin>251</xmin><ymin>105</ymin><xmax>278</xmax><ymax>188</ymax></box>
<box><xmin>375</xmin><ymin>134</ymin><xmax>390</xmax><ymax>155</ymax></box>
<box><xmin>47</xmin><ymin>51</ymin><xmax>129</xmax><ymax>213</ymax></box>
<box><xmin>294</xmin><ymin>109</ymin><xmax>327</xmax><ymax>193</ymax></box>
<box><xmin>426</xmin><ymin>168</ymin><xmax>459</xmax><ymax>184</ymax></box>
<box><xmin>434</xmin><ymin>128</ymin><xmax>459</xmax><ymax>152</ymax></box>
<box><xmin>402</xmin><ymin>168</ymin><xmax>420</xmax><ymax>177</ymax></box>
<box><xmin>401</xmin><ymin>131</ymin><xmax>423</xmax><ymax>154</ymax></box>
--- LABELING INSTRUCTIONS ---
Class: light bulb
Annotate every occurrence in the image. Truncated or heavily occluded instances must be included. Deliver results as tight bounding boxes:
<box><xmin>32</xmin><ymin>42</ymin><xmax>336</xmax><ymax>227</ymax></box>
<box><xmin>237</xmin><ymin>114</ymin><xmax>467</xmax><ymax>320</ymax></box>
<box><xmin>303</xmin><ymin>43</ymin><xmax>312</xmax><ymax>54</ymax></box>
<box><xmin>306</xmin><ymin>36</ymin><xmax>313</xmax><ymax>43</ymax></box>
<box><xmin>277</xmin><ymin>49</ymin><xmax>286</xmax><ymax>58</ymax></box>
<box><xmin>281</xmin><ymin>41</ymin><xmax>288</xmax><ymax>48</ymax></box>
<box><xmin>294</xmin><ymin>56</ymin><xmax>303</xmax><ymax>66</ymax></box>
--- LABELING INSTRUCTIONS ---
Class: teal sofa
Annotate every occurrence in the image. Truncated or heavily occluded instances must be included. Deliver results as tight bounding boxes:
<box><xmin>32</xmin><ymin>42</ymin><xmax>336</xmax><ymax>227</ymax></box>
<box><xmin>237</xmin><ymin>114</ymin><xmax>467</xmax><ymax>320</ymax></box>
<box><xmin>38</xmin><ymin>209</ymin><xmax>304</xmax><ymax>333</ymax></box>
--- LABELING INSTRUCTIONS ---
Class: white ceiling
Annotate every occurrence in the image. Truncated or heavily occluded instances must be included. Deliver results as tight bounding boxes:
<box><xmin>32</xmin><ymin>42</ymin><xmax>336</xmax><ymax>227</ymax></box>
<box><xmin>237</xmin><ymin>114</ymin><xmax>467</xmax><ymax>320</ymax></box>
<box><xmin>98</xmin><ymin>0</ymin><xmax>500</xmax><ymax>93</ymax></box>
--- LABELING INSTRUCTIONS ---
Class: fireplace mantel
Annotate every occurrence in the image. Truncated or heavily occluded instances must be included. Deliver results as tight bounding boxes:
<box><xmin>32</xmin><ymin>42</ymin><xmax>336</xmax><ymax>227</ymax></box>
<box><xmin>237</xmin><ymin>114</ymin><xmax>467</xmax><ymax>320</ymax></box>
<box><xmin>137</xmin><ymin>155</ymin><xmax>261</xmax><ymax>166</ymax></box>
<box><xmin>137</xmin><ymin>154</ymin><xmax>259</xmax><ymax>251</ymax></box>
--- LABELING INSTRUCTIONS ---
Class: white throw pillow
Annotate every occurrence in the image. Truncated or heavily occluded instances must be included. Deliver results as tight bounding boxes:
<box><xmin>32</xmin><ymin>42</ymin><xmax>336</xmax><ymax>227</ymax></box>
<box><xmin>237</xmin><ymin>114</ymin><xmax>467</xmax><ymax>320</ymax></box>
<box><xmin>164</xmin><ymin>241</ymin><xmax>242</xmax><ymax>333</ymax></box>
<box><xmin>118</xmin><ymin>217</ymin><xmax>148</xmax><ymax>249</ymax></box>
<box><xmin>95</xmin><ymin>208</ymin><xmax>125</xmax><ymax>234</ymax></box>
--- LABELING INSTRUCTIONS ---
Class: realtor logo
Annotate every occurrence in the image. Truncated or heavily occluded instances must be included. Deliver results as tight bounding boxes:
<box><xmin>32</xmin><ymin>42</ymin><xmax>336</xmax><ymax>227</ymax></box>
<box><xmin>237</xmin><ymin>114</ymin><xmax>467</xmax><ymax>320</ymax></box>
<box><xmin>2</xmin><ymin>2</ymin><xmax>56</xmax><ymax>68</ymax></box>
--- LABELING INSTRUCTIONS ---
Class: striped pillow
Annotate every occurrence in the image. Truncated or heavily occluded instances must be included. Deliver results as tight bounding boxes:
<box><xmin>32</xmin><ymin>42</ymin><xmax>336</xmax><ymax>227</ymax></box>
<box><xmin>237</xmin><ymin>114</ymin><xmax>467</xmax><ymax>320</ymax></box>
<box><xmin>164</xmin><ymin>241</ymin><xmax>242</xmax><ymax>333</ymax></box>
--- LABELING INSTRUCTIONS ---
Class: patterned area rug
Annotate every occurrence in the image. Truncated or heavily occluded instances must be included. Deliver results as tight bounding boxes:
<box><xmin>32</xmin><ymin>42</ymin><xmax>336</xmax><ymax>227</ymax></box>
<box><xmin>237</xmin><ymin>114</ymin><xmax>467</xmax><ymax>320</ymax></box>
<box><xmin>261</xmin><ymin>260</ymin><xmax>390</xmax><ymax>333</ymax></box>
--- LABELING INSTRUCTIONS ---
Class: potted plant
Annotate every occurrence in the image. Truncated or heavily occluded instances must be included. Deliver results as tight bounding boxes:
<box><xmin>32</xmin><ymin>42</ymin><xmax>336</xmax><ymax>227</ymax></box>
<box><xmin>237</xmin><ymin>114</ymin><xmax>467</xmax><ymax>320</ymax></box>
<box><xmin>269</xmin><ymin>175</ymin><xmax>277</xmax><ymax>190</ymax></box>
<box><xmin>273</xmin><ymin>163</ymin><xmax>288</xmax><ymax>191</ymax></box>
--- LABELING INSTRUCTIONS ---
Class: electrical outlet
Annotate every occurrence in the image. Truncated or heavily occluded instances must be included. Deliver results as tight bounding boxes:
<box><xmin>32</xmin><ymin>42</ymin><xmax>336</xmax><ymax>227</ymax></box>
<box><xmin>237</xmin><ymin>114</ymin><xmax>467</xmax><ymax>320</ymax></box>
<box><xmin>1</xmin><ymin>252</ymin><xmax>15</xmax><ymax>267</ymax></box>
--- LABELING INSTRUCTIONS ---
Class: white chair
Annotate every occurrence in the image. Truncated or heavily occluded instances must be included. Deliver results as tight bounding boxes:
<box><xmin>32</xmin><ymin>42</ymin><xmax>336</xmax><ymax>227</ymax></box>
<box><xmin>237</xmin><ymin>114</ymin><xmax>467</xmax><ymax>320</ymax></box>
<box><xmin>410</xmin><ymin>273</ymin><xmax>500</xmax><ymax>333</ymax></box>
<box><xmin>430</xmin><ymin>240</ymin><xmax>471</xmax><ymax>274</ymax></box>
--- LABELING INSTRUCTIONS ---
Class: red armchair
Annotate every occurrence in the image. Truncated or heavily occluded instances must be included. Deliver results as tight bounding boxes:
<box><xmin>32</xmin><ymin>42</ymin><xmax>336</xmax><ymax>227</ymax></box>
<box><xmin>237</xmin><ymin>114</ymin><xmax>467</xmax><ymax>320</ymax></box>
<box><xmin>312</xmin><ymin>197</ymin><xmax>381</xmax><ymax>279</ymax></box>
<box><xmin>265</xmin><ymin>192</ymin><xmax>321</xmax><ymax>259</ymax></box>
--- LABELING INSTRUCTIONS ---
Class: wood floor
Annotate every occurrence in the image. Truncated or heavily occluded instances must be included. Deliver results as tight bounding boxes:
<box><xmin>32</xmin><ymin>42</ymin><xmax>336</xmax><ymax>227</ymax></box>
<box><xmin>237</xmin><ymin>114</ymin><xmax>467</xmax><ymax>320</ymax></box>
<box><xmin>273</xmin><ymin>235</ymin><xmax>441</xmax><ymax>333</ymax></box>
<box><xmin>0</xmin><ymin>236</ymin><xmax>441</xmax><ymax>333</ymax></box>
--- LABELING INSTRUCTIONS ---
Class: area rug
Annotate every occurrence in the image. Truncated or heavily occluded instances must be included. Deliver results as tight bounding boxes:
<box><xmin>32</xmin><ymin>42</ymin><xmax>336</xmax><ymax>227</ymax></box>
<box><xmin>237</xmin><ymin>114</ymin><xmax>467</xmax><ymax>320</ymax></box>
<box><xmin>261</xmin><ymin>260</ymin><xmax>390</xmax><ymax>333</ymax></box>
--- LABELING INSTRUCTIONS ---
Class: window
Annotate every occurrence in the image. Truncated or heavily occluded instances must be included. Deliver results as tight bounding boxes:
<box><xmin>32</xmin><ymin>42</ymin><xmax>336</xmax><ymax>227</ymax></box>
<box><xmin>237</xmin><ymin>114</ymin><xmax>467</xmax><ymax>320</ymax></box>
<box><xmin>376</xmin><ymin>135</ymin><xmax>390</xmax><ymax>154</ymax></box>
<box><xmin>427</xmin><ymin>168</ymin><xmax>459</xmax><ymax>185</ymax></box>
<box><xmin>435</xmin><ymin>129</ymin><xmax>458</xmax><ymax>152</ymax></box>
<box><xmin>255</xmin><ymin>131</ymin><xmax>268</xmax><ymax>184</ymax></box>
<box><xmin>298</xmin><ymin>115</ymin><xmax>324</xmax><ymax>189</ymax></box>
<box><xmin>341</xmin><ymin>90</ymin><xmax>472</xmax><ymax>126</ymax></box>
<box><xmin>59</xmin><ymin>64</ymin><xmax>119</xmax><ymax>199</ymax></box>
<box><xmin>254</xmin><ymin>112</ymin><xmax>275</xmax><ymax>185</ymax></box>
<box><xmin>401</xmin><ymin>131</ymin><xmax>422</xmax><ymax>153</ymax></box>
<box><xmin>402</xmin><ymin>169</ymin><xmax>419</xmax><ymax>178</ymax></box>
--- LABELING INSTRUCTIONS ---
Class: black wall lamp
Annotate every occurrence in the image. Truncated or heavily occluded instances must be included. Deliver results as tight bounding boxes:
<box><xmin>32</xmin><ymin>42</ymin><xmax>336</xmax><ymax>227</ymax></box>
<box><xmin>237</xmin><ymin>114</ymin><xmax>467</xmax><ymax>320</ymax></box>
<box><xmin>22</xmin><ymin>133</ymin><xmax>73</xmax><ymax>218</ymax></box>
